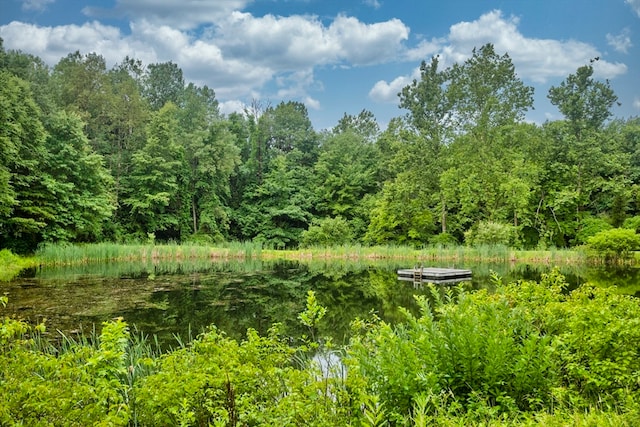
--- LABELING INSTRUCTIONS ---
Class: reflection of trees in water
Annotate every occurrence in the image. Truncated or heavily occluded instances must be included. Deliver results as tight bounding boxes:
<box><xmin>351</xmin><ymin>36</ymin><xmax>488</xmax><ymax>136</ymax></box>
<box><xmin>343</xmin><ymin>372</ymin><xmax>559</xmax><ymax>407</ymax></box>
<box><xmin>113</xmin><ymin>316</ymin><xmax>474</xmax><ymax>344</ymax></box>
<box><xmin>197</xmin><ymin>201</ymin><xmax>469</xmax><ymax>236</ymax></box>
<box><xmin>6</xmin><ymin>260</ymin><xmax>637</xmax><ymax>349</ymax></box>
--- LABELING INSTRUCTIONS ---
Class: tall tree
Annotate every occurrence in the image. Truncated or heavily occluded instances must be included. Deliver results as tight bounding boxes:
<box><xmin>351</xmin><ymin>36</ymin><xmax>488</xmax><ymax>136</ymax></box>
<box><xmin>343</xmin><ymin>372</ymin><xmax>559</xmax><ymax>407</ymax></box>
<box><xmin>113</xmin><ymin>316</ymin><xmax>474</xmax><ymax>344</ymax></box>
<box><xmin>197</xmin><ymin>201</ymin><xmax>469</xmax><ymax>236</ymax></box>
<box><xmin>143</xmin><ymin>61</ymin><xmax>185</xmax><ymax>111</ymax></box>
<box><xmin>438</xmin><ymin>44</ymin><xmax>534</xmax><ymax>240</ymax></box>
<box><xmin>548</xmin><ymin>62</ymin><xmax>618</xmax><ymax>139</ymax></box>
<box><xmin>332</xmin><ymin>109</ymin><xmax>380</xmax><ymax>142</ymax></box>
<box><xmin>50</xmin><ymin>52</ymin><xmax>112</xmax><ymax>152</ymax></box>
<box><xmin>538</xmin><ymin>63</ymin><xmax>622</xmax><ymax>244</ymax></box>
<box><xmin>261</xmin><ymin>101</ymin><xmax>318</xmax><ymax>167</ymax></box>
<box><xmin>42</xmin><ymin>111</ymin><xmax>115</xmax><ymax>242</ymax></box>
<box><xmin>0</xmin><ymin>71</ymin><xmax>52</xmax><ymax>251</ymax></box>
<box><xmin>448</xmin><ymin>44</ymin><xmax>534</xmax><ymax>136</ymax></box>
<box><xmin>183</xmin><ymin>120</ymin><xmax>240</xmax><ymax>241</ymax></box>
<box><xmin>313</xmin><ymin>131</ymin><xmax>379</xmax><ymax>239</ymax></box>
<box><xmin>123</xmin><ymin>103</ymin><xmax>184</xmax><ymax>239</ymax></box>
<box><xmin>237</xmin><ymin>154</ymin><xmax>316</xmax><ymax>248</ymax></box>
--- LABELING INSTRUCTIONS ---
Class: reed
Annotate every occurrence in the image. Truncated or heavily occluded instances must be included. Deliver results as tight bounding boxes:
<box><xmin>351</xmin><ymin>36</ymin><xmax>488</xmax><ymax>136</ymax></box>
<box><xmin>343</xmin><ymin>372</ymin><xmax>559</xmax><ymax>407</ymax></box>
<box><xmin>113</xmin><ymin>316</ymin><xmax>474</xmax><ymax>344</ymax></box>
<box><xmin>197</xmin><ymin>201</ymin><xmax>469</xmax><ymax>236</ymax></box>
<box><xmin>35</xmin><ymin>241</ymin><xmax>264</xmax><ymax>266</ymax></box>
<box><xmin>31</xmin><ymin>241</ymin><xmax>597</xmax><ymax>272</ymax></box>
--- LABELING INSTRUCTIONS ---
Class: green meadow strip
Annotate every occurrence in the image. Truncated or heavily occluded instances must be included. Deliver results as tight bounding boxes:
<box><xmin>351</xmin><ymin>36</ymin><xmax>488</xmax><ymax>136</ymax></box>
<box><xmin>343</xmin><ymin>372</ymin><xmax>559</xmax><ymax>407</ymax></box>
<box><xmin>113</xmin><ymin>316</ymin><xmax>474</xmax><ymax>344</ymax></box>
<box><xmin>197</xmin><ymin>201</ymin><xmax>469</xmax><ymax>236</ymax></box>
<box><xmin>0</xmin><ymin>242</ymin><xmax>593</xmax><ymax>280</ymax></box>
<box><xmin>35</xmin><ymin>242</ymin><xmax>263</xmax><ymax>266</ymax></box>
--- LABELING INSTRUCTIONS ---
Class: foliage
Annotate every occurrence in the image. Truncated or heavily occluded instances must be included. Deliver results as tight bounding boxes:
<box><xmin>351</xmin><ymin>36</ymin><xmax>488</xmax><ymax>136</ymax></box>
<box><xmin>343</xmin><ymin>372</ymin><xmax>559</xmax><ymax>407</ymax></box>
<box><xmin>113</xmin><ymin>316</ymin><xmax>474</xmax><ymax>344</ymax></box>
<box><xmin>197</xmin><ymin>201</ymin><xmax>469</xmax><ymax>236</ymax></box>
<box><xmin>0</xmin><ymin>42</ymin><xmax>637</xmax><ymax>253</ymax></box>
<box><xmin>464</xmin><ymin>221</ymin><xmax>519</xmax><ymax>247</ymax></box>
<box><xmin>300</xmin><ymin>216</ymin><xmax>354</xmax><ymax>247</ymax></box>
<box><xmin>587</xmin><ymin>228</ymin><xmax>640</xmax><ymax>259</ymax></box>
<box><xmin>347</xmin><ymin>269</ymin><xmax>640</xmax><ymax>423</ymax></box>
<box><xmin>622</xmin><ymin>215</ymin><xmax>640</xmax><ymax>233</ymax></box>
<box><xmin>428</xmin><ymin>232</ymin><xmax>459</xmax><ymax>247</ymax></box>
<box><xmin>3</xmin><ymin>271</ymin><xmax>640</xmax><ymax>425</ymax></box>
<box><xmin>573</xmin><ymin>216</ymin><xmax>613</xmax><ymax>245</ymax></box>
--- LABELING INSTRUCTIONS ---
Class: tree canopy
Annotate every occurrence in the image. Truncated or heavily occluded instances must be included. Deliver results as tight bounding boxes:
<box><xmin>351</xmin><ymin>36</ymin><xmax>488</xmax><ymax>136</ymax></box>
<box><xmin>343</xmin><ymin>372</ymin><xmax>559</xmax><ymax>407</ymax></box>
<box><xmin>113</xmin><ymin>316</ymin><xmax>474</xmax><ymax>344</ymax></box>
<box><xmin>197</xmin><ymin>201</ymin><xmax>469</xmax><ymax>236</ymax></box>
<box><xmin>0</xmin><ymin>41</ymin><xmax>637</xmax><ymax>251</ymax></box>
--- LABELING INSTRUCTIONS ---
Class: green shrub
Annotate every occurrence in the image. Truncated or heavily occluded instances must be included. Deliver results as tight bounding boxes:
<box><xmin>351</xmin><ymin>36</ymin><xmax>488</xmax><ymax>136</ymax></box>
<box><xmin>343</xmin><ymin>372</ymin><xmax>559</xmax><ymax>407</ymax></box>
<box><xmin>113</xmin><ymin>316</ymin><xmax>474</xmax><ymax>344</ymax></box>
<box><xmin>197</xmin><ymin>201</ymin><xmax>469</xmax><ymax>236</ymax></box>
<box><xmin>347</xmin><ymin>269</ymin><xmax>640</xmax><ymax>422</ymax></box>
<box><xmin>300</xmin><ymin>216</ymin><xmax>354</xmax><ymax>248</ymax></box>
<box><xmin>573</xmin><ymin>216</ymin><xmax>613</xmax><ymax>245</ymax></box>
<box><xmin>464</xmin><ymin>221</ymin><xmax>518</xmax><ymax>247</ymax></box>
<box><xmin>428</xmin><ymin>232</ymin><xmax>459</xmax><ymax>247</ymax></box>
<box><xmin>622</xmin><ymin>215</ymin><xmax>640</xmax><ymax>233</ymax></box>
<box><xmin>587</xmin><ymin>228</ymin><xmax>640</xmax><ymax>259</ymax></box>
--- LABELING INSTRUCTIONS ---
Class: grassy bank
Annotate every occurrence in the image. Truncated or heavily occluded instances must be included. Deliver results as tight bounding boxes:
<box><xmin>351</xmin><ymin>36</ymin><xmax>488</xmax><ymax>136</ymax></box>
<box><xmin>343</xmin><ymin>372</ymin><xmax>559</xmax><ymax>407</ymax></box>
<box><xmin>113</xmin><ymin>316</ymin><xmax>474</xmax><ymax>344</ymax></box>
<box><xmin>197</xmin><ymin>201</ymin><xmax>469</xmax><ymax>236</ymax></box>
<box><xmin>0</xmin><ymin>249</ymin><xmax>38</xmax><ymax>281</ymax></box>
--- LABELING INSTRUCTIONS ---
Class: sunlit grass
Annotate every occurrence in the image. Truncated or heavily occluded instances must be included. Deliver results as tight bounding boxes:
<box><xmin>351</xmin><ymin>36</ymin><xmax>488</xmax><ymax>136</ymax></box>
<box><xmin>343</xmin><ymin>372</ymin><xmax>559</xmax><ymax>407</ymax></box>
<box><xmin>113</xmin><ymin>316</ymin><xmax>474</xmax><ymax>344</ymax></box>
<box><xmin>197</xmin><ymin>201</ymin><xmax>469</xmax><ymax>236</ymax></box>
<box><xmin>0</xmin><ymin>249</ymin><xmax>38</xmax><ymax>281</ymax></box>
<box><xmin>33</xmin><ymin>242</ymin><xmax>590</xmax><ymax>268</ymax></box>
<box><xmin>35</xmin><ymin>241</ymin><xmax>263</xmax><ymax>266</ymax></box>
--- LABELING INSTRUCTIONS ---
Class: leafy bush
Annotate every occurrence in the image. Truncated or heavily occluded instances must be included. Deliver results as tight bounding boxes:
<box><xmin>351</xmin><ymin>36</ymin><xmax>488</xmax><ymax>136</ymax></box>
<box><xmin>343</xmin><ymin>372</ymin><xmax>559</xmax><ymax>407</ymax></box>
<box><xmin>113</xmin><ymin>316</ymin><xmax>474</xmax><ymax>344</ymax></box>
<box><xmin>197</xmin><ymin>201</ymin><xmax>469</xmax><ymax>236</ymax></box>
<box><xmin>464</xmin><ymin>221</ymin><xmax>518</xmax><ymax>247</ymax></box>
<box><xmin>573</xmin><ymin>216</ymin><xmax>613</xmax><ymax>245</ymax></box>
<box><xmin>587</xmin><ymin>228</ymin><xmax>640</xmax><ymax>259</ymax></box>
<box><xmin>428</xmin><ymin>232</ymin><xmax>459</xmax><ymax>247</ymax></box>
<box><xmin>347</xmin><ymin>269</ymin><xmax>640</xmax><ymax>422</ymax></box>
<box><xmin>300</xmin><ymin>216</ymin><xmax>354</xmax><ymax>248</ymax></box>
<box><xmin>622</xmin><ymin>215</ymin><xmax>640</xmax><ymax>233</ymax></box>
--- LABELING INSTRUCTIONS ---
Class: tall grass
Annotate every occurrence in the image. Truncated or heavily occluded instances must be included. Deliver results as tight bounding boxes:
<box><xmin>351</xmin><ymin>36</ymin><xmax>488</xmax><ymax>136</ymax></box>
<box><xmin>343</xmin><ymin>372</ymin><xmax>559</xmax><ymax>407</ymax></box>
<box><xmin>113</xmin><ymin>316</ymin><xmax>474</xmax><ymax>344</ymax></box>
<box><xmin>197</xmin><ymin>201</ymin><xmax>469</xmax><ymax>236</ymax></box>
<box><xmin>36</xmin><ymin>241</ymin><xmax>264</xmax><ymax>266</ymax></box>
<box><xmin>29</xmin><ymin>241</ymin><xmax>591</xmax><ymax>272</ymax></box>
<box><xmin>284</xmin><ymin>243</ymin><xmax>587</xmax><ymax>265</ymax></box>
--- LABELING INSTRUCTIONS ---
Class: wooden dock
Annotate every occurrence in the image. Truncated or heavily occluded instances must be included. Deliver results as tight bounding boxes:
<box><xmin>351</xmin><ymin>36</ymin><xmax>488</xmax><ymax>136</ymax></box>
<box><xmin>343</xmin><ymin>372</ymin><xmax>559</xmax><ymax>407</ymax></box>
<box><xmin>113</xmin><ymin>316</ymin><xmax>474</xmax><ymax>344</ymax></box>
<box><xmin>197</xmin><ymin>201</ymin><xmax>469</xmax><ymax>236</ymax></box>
<box><xmin>397</xmin><ymin>267</ymin><xmax>472</xmax><ymax>284</ymax></box>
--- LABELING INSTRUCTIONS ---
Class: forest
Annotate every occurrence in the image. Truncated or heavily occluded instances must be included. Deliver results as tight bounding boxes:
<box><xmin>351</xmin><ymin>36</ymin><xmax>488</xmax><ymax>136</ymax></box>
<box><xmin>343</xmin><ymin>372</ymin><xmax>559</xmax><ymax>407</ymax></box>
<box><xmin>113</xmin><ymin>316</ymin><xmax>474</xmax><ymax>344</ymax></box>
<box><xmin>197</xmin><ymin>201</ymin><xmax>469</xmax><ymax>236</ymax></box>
<box><xmin>2</xmin><ymin>39</ymin><xmax>639</xmax><ymax>253</ymax></box>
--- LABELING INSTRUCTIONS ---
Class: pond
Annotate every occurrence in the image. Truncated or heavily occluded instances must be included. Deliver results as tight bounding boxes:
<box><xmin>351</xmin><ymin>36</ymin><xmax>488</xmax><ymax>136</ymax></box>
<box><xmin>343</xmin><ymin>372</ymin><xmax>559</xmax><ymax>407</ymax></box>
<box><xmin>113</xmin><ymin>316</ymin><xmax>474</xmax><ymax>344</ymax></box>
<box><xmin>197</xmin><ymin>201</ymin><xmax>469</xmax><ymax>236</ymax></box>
<box><xmin>2</xmin><ymin>259</ymin><xmax>639</xmax><ymax>348</ymax></box>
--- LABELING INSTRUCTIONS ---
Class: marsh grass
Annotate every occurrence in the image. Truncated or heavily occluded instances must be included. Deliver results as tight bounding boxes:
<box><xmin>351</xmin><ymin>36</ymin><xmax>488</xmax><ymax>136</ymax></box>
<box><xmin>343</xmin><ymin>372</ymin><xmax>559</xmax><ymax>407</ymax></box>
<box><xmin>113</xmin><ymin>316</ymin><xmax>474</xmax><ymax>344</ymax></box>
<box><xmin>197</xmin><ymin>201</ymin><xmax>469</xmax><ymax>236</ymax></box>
<box><xmin>33</xmin><ymin>242</ymin><xmax>591</xmax><ymax>270</ymax></box>
<box><xmin>36</xmin><ymin>241</ymin><xmax>264</xmax><ymax>266</ymax></box>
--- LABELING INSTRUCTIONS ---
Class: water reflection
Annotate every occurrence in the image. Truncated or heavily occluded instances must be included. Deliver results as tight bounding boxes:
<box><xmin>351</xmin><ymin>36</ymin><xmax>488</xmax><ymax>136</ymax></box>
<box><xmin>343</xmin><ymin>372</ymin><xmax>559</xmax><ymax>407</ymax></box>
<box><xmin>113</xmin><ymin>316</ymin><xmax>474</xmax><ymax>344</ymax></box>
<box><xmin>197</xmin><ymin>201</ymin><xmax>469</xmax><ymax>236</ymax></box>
<box><xmin>3</xmin><ymin>260</ymin><xmax>636</xmax><ymax>348</ymax></box>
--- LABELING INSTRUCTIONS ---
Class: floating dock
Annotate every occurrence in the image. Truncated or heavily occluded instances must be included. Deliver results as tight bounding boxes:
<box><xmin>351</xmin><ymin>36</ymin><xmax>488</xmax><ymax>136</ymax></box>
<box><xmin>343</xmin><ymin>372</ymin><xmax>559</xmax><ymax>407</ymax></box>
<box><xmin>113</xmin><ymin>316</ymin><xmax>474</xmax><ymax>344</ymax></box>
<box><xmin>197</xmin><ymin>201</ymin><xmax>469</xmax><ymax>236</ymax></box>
<box><xmin>397</xmin><ymin>267</ymin><xmax>472</xmax><ymax>284</ymax></box>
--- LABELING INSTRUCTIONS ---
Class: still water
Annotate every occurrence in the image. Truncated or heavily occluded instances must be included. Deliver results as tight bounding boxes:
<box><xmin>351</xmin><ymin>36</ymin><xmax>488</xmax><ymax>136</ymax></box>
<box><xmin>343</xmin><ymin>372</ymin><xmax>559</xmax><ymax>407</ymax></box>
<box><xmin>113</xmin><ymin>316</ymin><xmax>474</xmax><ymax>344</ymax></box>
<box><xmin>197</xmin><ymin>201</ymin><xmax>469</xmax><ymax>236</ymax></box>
<box><xmin>2</xmin><ymin>259</ymin><xmax>639</xmax><ymax>347</ymax></box>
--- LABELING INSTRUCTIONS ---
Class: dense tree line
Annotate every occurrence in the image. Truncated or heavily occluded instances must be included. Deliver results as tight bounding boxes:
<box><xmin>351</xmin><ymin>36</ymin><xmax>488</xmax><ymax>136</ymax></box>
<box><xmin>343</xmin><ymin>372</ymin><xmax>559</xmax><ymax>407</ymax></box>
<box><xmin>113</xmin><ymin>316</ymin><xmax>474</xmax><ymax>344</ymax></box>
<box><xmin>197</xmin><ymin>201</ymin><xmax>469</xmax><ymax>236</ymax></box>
<box><xmin>1</xmin><ymin>39</ymin><xmax>639</xmax><ymax>252</ymax></box>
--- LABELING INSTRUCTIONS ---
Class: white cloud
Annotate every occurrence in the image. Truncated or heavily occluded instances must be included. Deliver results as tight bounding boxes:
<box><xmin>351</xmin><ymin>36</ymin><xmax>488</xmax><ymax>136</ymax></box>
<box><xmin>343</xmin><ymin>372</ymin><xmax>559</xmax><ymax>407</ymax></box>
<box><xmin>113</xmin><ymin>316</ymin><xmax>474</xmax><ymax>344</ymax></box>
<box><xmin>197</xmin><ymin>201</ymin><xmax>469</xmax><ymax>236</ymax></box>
<box><xmin>627</xmin><ymin>0</ymin><xmax>640</xmax><ymax>17</ymax></box>
<box><xmin>21</xmin><ymin>0</ymin><xmax>54</xmax><ymax>12</ymax></box>
<box><xmin>370</xmin><ymin>10</ymin><xmax>628</xmax><ymax>104</ymax></box>
<box><xmin>0</xmin><ymin>20</ymin><xmax>139</xmax><ymax>65</ymax></box>
<box><xmin>369</xmin><ymin>68</ymin><xmax>420</xmax><ymax>103</ymax></box>
<box><xmin>446</xmin><ymin>10</ymin><xmax>626</xmax><ymax>81</ymax></box>
<box><xmin>83</xmin><ymin>0</ymin><xmax>251</xmax><ymax>30</ymax></box>
<box><xmin>404</xmin><ymin>38</ymin><xmax>444</xmax><ymax>61</ymax></box>
<box><xmin>363</xmin><ymin>0</ymin><xmax>382</xmax><ymax>10</ymax></box>
<box><xmin>1</xmin><ymin>9</ymin><xmax>408</xmax><ymax>107</ymax></box>
<box><xmin>215</xmin><ymin>12</ymin><xmax>409</xmax><ymax>68</ymax></box>
<box><xmin>634</xmin><ymin>97</ymin><xmax>640</xmax><ymax>110</ymax></box>
<box><xmin>607</xmin><ymin>29</ymin><xmax>632</xmax><ymax>53</ymax></box>
<box><xmin>219</xmin><ymin>99</ymin><xmax>247</xmax><ymax>116</ymax></box>
<box><xmin>327</xmin><ymin>15</ymin><xmax>409</xmax><ymax>65</ymax></box>
<box><xmin>304</xmin><ymin>96</ymin><xmax>321</xmax><ymax>110</ymax></box>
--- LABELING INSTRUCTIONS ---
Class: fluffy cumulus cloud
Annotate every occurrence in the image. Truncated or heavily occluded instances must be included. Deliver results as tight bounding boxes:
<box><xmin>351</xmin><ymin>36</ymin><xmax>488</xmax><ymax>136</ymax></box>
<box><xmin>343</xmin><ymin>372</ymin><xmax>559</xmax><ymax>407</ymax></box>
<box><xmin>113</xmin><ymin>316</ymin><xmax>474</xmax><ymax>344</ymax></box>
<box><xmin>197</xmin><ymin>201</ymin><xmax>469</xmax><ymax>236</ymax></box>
<box><xmin>369</xmin><ymin>68</ymin><xmax>420</xmax><ymax>103</ymax></box>
<box><xmin>214</xmin><ymin>12</ymin><xmax>408</xmax><ymax>68</ymax></box>
<box><xmin>2</xmin><ymin>4</ymin><xmax>631</xmax><ymax>116</ymax></box>
<box><xmin>607</xmin><ymin>28</ymin><xmax>633</xmax><ymax>53</ymax></box>
<box><xmin>0</xmin><ymin>20</ymin><xmax>145</xmax><ymax>65</ymax></box>
<box><xmin>1</xmin><ymin>5</ymin><xmax>409</xmax><ymax>105</ymax></box>
<box><xmin>370</xmin><ymin>10</ymin><xmax>628</xmax><ymax>103</ymax></box>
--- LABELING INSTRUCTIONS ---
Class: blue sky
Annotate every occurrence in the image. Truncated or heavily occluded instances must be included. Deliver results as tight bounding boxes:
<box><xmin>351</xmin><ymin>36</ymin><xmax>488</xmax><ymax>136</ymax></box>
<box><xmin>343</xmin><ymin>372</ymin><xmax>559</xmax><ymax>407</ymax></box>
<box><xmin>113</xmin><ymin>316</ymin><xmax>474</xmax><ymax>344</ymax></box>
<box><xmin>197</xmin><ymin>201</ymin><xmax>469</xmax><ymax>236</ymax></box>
<box><xmin>2</xmin><ymin>0</ymin><xmax>639</xmax><ymax>129</ymax></box>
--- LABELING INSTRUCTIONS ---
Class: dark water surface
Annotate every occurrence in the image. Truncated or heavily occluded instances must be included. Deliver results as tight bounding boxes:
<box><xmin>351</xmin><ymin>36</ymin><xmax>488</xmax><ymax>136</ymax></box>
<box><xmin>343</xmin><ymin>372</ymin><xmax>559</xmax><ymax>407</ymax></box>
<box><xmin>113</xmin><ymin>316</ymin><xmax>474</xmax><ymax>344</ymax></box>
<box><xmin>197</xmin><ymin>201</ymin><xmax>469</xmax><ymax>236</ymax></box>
<box><xmin>3</xmin><ymin>259</ymin><xmax>639</xmax><ymax>347</ymax></box>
